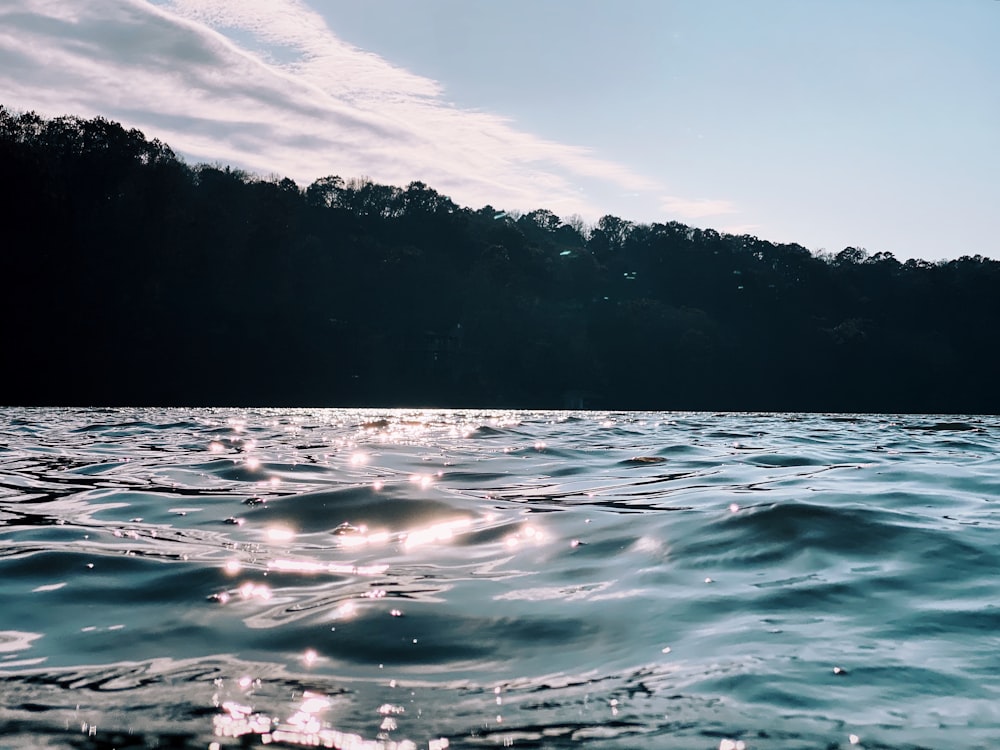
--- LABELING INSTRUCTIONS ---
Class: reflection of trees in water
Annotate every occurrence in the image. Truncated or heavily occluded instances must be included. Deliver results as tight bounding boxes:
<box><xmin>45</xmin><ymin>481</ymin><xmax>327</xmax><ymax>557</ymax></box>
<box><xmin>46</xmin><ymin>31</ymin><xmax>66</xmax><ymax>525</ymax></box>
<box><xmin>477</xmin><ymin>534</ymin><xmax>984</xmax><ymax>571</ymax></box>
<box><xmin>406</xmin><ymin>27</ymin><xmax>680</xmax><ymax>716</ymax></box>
<box><xmin>3</xmin><ymin>107</ymin><xmax>998</xmax><ymax>413</ymax></box>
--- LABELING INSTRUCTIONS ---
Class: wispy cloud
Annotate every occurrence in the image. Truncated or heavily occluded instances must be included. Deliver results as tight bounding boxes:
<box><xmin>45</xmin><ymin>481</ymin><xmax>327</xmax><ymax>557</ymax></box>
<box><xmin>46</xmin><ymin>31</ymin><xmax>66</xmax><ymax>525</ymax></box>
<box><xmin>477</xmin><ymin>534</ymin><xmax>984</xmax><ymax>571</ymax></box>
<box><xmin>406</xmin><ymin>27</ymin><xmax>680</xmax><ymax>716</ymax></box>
<box><xmin>0</xmin><ymin>0</ymin><xmax>675</xmax><ymax>219</ymax></box>
<box><xmin>659</xmin><ymin>195</ymin><xmax>738</xmax><ymax>220</ymax></box>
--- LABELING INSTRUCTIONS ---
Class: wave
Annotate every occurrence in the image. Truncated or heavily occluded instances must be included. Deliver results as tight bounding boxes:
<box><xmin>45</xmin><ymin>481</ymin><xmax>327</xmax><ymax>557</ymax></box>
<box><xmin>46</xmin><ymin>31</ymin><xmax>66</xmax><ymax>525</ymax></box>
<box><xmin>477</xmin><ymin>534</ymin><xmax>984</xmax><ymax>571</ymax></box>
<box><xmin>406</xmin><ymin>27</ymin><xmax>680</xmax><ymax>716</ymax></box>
<box><xmin>2</xmin><ymin>408</ymin><xmax>1000</xmax><ymax>748</ymax></box>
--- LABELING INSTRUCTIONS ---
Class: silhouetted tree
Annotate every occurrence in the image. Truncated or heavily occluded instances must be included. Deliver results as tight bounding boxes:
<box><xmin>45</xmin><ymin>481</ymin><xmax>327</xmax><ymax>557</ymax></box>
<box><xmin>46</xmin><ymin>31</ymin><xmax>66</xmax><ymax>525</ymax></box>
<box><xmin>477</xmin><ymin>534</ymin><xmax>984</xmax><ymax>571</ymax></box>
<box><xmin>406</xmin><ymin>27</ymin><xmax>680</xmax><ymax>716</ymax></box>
<box><xmin>2</xmin><ymin>106</ymin><xmax>998</xmax><ymax>413</ymax></box>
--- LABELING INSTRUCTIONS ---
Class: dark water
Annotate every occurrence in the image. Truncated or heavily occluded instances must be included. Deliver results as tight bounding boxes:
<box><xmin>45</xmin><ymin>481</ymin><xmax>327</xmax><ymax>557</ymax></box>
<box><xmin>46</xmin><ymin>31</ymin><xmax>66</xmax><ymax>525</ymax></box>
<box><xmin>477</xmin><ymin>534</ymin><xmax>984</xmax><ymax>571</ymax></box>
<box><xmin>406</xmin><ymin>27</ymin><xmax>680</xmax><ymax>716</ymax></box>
<box><xmin>2</xmin><ymin>409</ymin><xmax>999</xmax><ymax>750</ymax></box>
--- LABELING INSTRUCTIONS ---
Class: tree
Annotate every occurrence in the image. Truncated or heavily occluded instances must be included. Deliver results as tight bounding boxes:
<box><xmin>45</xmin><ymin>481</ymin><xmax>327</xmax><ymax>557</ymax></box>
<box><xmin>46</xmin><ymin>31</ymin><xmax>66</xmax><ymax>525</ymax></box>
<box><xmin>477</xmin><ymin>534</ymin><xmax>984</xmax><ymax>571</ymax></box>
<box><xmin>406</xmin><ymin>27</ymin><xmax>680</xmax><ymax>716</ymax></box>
<box><xmin>306</xmin><ymin>175</ymin><xmax>346</xmax><ymax>208</ymax></box>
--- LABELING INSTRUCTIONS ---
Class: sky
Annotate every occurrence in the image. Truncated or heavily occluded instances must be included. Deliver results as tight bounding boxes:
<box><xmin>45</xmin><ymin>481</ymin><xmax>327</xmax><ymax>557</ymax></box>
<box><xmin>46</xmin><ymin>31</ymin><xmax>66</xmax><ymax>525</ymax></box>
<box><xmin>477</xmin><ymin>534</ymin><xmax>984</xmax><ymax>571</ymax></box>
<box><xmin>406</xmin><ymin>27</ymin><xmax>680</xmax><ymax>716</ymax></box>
<box><xmin>1</xmin><ymin>0</ymin><xmax>998</xmax><ymax>262</ymax></box>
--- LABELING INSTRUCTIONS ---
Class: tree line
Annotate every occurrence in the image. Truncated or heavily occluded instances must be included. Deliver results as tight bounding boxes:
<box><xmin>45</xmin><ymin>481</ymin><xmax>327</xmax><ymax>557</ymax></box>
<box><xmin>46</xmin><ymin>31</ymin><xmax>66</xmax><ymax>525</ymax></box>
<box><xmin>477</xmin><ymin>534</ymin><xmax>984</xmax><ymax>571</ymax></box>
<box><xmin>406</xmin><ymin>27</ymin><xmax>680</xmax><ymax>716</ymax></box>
<box><xmin>2</xmin><ymin>107</ymin><xmax>998</xmax><ymax>413</ymax></box>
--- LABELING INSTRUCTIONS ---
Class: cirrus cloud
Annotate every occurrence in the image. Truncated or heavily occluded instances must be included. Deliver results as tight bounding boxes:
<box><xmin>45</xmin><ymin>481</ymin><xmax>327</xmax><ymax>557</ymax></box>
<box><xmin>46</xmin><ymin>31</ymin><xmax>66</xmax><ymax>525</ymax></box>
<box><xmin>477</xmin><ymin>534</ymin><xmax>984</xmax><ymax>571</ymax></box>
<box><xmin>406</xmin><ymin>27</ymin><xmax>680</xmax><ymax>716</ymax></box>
<box><xmin>0</xmin><ymin>0</ymin><xmax>716</xmax><ymax>221</ymax></box>
<box><xmin>659</xmin><ymin>195</ymin><xmax>738</xmax><ymax>220</ymax></box>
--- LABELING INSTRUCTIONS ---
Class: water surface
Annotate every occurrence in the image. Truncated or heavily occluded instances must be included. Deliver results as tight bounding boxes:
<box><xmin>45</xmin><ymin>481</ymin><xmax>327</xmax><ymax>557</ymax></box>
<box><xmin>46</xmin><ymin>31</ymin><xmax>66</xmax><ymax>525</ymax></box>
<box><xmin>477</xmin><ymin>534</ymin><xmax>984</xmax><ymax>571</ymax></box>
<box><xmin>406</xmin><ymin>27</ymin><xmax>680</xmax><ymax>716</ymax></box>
<box><xmin>2</xmin><ymin>408</ymin><xmax>999</xmax><ymax>749</ymax></box>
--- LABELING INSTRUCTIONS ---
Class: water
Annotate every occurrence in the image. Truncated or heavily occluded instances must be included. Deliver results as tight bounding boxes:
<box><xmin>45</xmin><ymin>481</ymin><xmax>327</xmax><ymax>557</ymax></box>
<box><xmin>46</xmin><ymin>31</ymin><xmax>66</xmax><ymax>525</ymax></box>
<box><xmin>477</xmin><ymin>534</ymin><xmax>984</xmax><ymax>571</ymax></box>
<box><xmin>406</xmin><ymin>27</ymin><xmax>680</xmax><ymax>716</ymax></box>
<box><xmin>1</xmin><ymin>408</ymin><xmax>999</xmax><ymax>750</ymax></box>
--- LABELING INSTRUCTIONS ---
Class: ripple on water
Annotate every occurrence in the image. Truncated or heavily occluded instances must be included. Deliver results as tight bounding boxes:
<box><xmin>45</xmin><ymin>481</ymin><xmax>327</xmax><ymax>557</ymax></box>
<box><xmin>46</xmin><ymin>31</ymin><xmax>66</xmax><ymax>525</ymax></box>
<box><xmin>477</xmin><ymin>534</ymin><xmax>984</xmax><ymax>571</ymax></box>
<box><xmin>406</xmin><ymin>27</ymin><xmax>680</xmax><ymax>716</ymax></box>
<box><xmin>1</xmin><ymin>408</ymin><xmax>999</xmax><ymax>749</ymax></box>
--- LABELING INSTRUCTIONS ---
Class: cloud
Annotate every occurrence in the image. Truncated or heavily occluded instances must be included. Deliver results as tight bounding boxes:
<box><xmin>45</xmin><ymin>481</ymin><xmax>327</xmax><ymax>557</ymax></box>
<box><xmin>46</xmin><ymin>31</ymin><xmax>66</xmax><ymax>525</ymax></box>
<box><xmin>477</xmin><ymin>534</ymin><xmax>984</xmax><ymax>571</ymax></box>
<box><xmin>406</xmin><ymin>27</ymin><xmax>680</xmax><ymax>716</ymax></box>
<box><xmin>659</xmin><ymin>195</ymin><xmax>739</xmax><ymax>220</ymax></box>
<box><xmin>0</xmin><ymin>0</ymin><xmax>666</xmax><ymax>218</ymax></box>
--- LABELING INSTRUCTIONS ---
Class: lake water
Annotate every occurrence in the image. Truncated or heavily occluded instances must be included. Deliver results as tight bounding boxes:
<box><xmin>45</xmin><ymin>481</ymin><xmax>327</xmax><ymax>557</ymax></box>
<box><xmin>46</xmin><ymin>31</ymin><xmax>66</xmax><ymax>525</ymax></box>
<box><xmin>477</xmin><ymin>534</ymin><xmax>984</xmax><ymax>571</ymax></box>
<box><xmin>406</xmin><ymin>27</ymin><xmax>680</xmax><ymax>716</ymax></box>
<box><xmin>1</xmin><ymin>408</ymin><xmax>999</xmax><ymax>749</ymax></box>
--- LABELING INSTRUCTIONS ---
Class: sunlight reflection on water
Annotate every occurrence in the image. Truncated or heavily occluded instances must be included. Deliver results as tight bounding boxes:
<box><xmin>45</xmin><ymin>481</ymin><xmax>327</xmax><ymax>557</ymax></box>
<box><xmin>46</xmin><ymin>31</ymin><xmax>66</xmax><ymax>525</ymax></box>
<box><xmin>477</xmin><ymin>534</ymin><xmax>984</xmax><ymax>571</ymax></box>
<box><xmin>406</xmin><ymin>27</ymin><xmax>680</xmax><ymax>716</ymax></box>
<box><xmin>2</xmin><ymin>408</ymin><xmax>1000</xmax><ymax>748</ymax></box>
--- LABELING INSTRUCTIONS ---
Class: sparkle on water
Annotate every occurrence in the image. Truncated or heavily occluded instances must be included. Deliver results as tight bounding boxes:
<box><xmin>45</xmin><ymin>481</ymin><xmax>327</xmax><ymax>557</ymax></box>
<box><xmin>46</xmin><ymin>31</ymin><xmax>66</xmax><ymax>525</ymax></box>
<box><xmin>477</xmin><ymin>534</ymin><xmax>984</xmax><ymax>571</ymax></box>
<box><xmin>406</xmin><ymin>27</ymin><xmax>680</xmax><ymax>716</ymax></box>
<box><xmin>1</xmin><ymin>407</ymin><xmax>1000</xmax><ymax>749</ymax></box>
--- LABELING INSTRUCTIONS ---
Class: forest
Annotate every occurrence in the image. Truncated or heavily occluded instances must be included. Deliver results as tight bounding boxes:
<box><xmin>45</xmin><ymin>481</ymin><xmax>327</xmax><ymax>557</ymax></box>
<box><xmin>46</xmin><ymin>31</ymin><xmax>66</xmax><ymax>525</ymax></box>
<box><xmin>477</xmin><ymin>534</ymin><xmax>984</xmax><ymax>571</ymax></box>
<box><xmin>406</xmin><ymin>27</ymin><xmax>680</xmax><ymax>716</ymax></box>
<box><xmin>2</xmin><ymin>107</ymin><xmax>998</xmax><ymax>413</ymax></box>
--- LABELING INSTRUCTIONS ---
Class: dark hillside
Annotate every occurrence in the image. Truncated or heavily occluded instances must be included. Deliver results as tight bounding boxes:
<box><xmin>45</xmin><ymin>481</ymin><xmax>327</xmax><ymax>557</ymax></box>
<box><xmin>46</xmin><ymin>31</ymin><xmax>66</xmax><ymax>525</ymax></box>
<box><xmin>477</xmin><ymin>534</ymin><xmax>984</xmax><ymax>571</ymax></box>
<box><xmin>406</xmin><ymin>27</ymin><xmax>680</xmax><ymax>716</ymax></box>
<box><xmin>3</xmin><ymin>107</ymin><xmax>998</xmax><ymax>413</ymax></box>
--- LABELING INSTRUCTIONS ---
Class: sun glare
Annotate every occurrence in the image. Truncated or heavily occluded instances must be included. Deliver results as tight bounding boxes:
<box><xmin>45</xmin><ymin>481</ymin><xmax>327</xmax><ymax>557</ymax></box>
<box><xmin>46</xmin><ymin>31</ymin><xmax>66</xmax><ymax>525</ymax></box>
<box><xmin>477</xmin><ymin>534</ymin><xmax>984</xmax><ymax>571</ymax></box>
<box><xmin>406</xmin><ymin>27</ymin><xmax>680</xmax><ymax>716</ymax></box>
<box><xmin>267</xmin><ymin>527</ymin><xmax>295</xmax><ymax>543</ymax></box>
<box><xmin>402</xmin><ymin>518</ymin><xmax>472</xmax><ymax>549</ymax></box>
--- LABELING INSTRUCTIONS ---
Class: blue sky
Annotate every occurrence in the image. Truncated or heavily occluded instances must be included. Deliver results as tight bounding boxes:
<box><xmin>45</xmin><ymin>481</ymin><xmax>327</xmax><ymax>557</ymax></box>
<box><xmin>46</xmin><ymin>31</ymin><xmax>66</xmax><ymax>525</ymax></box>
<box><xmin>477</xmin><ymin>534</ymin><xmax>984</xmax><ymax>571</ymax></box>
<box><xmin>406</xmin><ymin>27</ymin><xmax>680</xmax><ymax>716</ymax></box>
<box><xmin>2</xmin><ymin>0</ymin><xmax>997</xmax><ymax>261</ymax></box>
